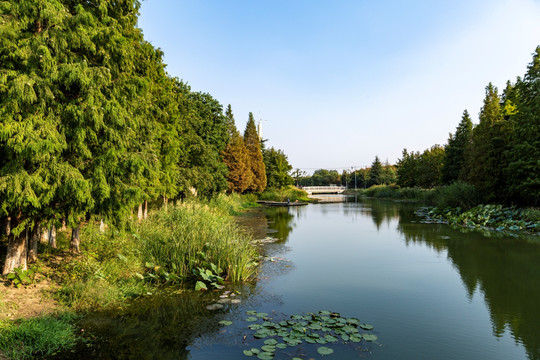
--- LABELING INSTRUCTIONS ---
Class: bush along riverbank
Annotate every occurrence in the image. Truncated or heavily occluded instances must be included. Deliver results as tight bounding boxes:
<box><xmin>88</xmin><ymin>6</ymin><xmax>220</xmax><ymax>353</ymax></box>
<box><xmin>0</xmin><ymin>194</ymin><xmax>260</xmax><ymax>359</ymax></box>
<box><xmin>416</xmin><ymin>205</ymin><xmax>540</xmax><ymax>235</ymax></box>
<box><xmin>259</xmin><ymin>185</ymin><xmax>311</xmax><ymax>203</ymax></box>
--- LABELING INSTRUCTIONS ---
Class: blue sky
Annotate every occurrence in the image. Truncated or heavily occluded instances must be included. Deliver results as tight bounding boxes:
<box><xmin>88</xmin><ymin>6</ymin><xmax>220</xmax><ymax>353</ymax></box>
<box><xmin>138</xmin><ymin>0</ymin><xmax>540</xmax><ymax>172</ymax></box>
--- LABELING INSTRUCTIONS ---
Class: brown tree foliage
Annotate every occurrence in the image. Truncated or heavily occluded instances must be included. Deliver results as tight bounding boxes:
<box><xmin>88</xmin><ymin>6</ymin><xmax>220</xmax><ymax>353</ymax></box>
<box><xmin>244</xmin><ymin>113</ymin><xmax>266</xmax><ymax>192</ymax></box>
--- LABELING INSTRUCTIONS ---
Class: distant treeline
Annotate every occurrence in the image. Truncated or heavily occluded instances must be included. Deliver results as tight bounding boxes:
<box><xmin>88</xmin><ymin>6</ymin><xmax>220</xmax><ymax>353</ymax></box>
<box><xmin>0</xmin><ymin>0</ymin><xmax>292</xmax><ymax>274</ymax></box>
<box><xmin>298</xmin><ymin>46</ymin><xmax>540</xmax><ymax>207</ymax></box>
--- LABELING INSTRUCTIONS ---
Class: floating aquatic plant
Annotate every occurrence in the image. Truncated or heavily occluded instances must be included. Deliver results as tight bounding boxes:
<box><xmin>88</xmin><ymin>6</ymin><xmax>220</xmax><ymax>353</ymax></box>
<box><xmin>227</xmin><ymin>310</ymin><xmax>379</xmax><ymax>358</ymax></box>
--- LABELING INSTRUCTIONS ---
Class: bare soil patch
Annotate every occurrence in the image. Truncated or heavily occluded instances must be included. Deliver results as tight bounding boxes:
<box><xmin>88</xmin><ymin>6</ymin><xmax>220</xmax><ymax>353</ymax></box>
<box><xmin>0</xmin><ymin>274</ymin><xmax>62</xmax><ymax>321</ymax></box>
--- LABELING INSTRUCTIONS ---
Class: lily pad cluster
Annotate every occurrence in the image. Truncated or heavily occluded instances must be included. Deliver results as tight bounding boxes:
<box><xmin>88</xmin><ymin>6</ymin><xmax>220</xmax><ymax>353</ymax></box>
<box><xmin>237</xmin><ymin>310</ymin><xmax>378</xmax><ymax>359</ymax></box>
<box><xmin>417</xmin><ymin>205</ymin><xmax>539</xmax><ymax>234</ymax></box>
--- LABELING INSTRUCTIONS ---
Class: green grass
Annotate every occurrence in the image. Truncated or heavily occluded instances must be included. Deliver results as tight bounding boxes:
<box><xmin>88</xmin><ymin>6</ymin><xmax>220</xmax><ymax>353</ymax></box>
<box><xmin>259</xmin><ymin>185</ymin><xmax>311</xmax><ymax>202</ymax></box>
<box><xmin>139</xmin><ymin>199</ymin><xmax>259</xmax><ymax>283</ymax></box>
<box><xmin>359</xmin><ymin>185</ymin><xmax>435</xmax><ymax>202</ymax></box>
<box><xmin>0</xmin><ymin>314</ymin><xmax>78</xmax><ymax>359</ymax></box>
<box><xmin>52</xmin><ymin>195</ymin><xmax>259</xmax><ymax>311</ymax></box>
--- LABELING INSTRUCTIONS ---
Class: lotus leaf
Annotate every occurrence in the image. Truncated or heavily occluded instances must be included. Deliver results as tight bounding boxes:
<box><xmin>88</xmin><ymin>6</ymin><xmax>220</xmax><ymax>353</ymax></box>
<box><xmin>257</xmin><ymin>352</ymin><xmax>274</xmax><ymax>360</ymax></box>
<box><xmin>317</xmin><ymin>346</ymin><xmax>334</xmax><ymax>355</ymax></box>
<box><xmin>325</xmin><ymin>335</ymin><xmax>338</xmax><ymax>342</ymax></box>
<box><xmin>243</xmin><ymin>350</ymin><xmax>254</xmax><ymax>356</ymax></box>
<box><xmin>359</xmin><ymin>324</ymin><xmax>373</xmax><ymax>330</ymax></box>
<box><xmin>246</xmin><ymin>317</ymin><xmax>258</xmax><ymax>322</ymax></box>
<box><xmin>264</xmin><ymin>339</ymin><xmax>278</xmax><ymax>346</ymax></box>
<box><xmin>362</xmin><ymin>334</ymin><xmax>378</xmax><ymax>341</ymax></box>
<box><xmin>219</xmin><ymin>320</ymin><xmax>233</xmax><ymax>326</ymax></box>
<box><xmin>276</xmin><ymin>343</ymin><xmax>287</xmax><ymax>349</ymax></box>
<box><xmin>257</xmin><ymin>312</ymin><xmax>269</xmax><ymax>318</ymax></box>
<box><xmin>261</xmin><ymin>345</ymin><xmax>276</xmax><ymax>353</ymax></box>
<box><xmin>246</xmin><ymin>310</ymin><xmax>258</xmax><ymax>316</ymax></box>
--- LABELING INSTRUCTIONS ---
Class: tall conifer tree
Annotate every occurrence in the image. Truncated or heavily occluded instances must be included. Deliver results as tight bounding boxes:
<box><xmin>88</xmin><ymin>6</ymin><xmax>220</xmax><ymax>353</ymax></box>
<box><xmin>506</xmin><ymin>47</ymin><xmax>540</xmax><ymax>205</ymax></box>
<box><xmin>244</xmin><ymin>113</ymin><xmax>266</xmax><ymax>192</ymax></box>
<box><xmin>222</xmin><ymin>105</ymin><xmax>252</xmax><ymax>192</ymax></box>
<box><xmin>442</xmin><ymin>110</ymin><xmax>473</xmax><ymax>184</ymax></box>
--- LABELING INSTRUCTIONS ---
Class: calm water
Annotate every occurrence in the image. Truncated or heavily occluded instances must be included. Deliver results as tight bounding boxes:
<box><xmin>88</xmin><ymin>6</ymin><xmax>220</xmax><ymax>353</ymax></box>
<box><xmin>64</xmin><ymin>199</ymin><xmax>540</xmax><ymax>360</ymax></box>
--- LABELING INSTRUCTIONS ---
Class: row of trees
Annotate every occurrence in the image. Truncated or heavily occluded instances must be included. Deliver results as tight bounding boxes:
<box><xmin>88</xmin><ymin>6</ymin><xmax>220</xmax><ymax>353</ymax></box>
<box><xmin>296</xmin><ymin>157</ymin><xmax>396</xmax><ymax>188</ymax></box>
<box><xmin>396</xmin><ymin>46</ymin><xmax>539</xmax><ymax>206</ymax></box>
<box><xmin>0</xmin><ymin>0</ymin><xmax>280</xmax><ymax>274</ymax></box>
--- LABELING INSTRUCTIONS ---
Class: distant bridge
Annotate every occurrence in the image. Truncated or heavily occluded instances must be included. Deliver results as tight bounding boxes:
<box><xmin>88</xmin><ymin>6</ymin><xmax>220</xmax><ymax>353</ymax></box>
<box><xmin>302</xmin><ymin>186</ymin><xmax>346</xmax><ymax>195</ymax></box>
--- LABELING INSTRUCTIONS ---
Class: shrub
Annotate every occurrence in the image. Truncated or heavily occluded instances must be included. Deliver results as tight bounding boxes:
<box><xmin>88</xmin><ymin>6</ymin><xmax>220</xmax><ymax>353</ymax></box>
<box><xmin>435</xmin><ymin>182</ymin><xmax>481</xmax><ymax>210</ymax></box>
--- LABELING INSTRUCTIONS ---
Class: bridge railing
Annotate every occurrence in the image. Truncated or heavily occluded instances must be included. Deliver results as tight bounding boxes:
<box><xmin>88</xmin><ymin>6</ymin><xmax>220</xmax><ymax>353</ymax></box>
<box><xmin>301</xmin><ymin>186</ymin><xmax>347</xmax><ymax>194</ymax></box>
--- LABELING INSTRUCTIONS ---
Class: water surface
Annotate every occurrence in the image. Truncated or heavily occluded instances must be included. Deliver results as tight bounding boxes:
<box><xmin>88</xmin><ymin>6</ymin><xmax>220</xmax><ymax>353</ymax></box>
<box><xmin>62</xmin><ymin>199</ymin><xmax>540</xmax><ymax>359</ymax></box>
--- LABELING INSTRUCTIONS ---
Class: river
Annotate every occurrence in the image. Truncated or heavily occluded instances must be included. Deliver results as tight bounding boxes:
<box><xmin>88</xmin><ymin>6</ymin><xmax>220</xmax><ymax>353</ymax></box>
<box><xmin>62</xmin><ymin>198</ymin><xmax>540</xmax><ymax>360</ymax></box>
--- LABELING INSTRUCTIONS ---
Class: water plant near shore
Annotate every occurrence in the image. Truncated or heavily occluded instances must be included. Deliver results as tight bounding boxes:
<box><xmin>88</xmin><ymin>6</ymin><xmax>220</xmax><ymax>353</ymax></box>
<box><xmin>223</xmin><ymin>310</ymin><xmax>378</xmax><ymax>359</ymax></box>
<box><xmin>418</xmin><ymin>204</ymin><xmax>540</xmax><ymax>234</ymax></box>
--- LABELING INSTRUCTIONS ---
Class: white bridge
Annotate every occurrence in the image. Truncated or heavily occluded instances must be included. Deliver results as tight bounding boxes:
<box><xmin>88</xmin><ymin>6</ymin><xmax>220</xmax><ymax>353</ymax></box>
<box><xmin>302</xmin><ymin>186</ymin><xmax>346</xmax><ymax>195</ymax></box>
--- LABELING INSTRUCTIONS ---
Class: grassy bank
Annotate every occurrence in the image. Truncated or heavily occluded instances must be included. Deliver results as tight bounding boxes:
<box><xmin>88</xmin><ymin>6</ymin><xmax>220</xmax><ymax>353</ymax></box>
<box><xmin>0</xmin><ymin>314</ymin><xmax>78</xmax><ymax>360</ymax></box>
<box><xmin>259</xmin><ymin>185</ymin><xmax>311</xmax><ymax>202</ymax></box>
<box><xmin>0</xmin><ymin>194</ymin><xmax>260</xmax><ymax>359</ymax></box>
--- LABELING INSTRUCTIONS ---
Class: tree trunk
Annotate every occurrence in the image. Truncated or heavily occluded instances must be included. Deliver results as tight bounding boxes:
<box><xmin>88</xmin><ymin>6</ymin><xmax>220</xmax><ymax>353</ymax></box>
<box><xmin>70</xmin><ymin>224</ymin><xmax>81</xmax><ymax>254</ymax></box>
<box><xmin>61</xmin><ymin>218</ymin><xmax>67</xmax><ymax>231</ymax></box>
<box><xmin>2</xmin><ymin>214</ymin><xmax>27</xmax><ymax>275</ymax></box>
<box><xmin>99</xmin><ymin>219</ymin><xmax>105</xmax><ymax>233</ymax></box>
<box><xmin>144</xmin><ymin>200</ymin><xmax>148</xmax><ymax>220</ymax></box>
<box><xmin>5</xmin><ymin>216</ymin><xmax>10</xmax><ymax>236</ymax></box>
<box><xmin>27</xmin><ymin>223</ymin><xmax>39</xmax><ymax>263</ymax></box>
<box><xmin>41</xmin><ymin>226</ymin><xmax>49</xmax><ymax>243</ymax></box>
<box><xmin>163</xmin><ymin>196</ymin><xmax>168</xmax><ymax>211</ymax></box>
<box><xmin>48</xmin><ymin>225</ymin><xmax>57</xmax><ymax>248</ymax></box>
<box><xmin>137</xmin><ymin>203</ymin><xmax>143</xmax><ymax>221</ymax></box>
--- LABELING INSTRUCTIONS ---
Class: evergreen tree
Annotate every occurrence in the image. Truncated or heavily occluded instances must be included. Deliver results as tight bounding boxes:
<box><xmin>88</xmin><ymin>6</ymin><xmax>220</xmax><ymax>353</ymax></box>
<box><xmin>506</xmin><ymin>47</ymin><xmax>540</xmax><ymax>205</ymax></box>
<box><xmin>222</xmin><ymin>105</ymin><xmax>252</xmax><ymax>193</ymax></box>
<box><xmin>462</xmin><ymin>83</ymin><xmax>503</xmax><ymax>198</ymax></box>
<box><xmin>416</xmin><ymin>145</ymin><xmax>445</xmax><ymax>188</ymax></box>
<box><xmin>244</xmin><ymin>113</ymin><xmax>266</xmax><ymax>192</ymax></box>
<box><xmin>442</xmin><ymin>110</ymin><xmax>473</xmax><ymax>184</ymax></box>
<box><xmin>368</xmin><ymin>156</ymin><xmax>383</xmax><ymax>187</ymax></box>
<box><xmin>397</xmin><ymin>149</ymin><xmax>420</xmax><ymax>187</ymax></box>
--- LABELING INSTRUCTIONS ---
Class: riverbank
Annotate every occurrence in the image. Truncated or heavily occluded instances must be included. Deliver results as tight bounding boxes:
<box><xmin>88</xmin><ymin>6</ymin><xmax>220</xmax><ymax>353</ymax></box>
<box><xmin>0</xmin><ymin>194</ymin><xmax>261</xmax><ymax>359</ymax></box>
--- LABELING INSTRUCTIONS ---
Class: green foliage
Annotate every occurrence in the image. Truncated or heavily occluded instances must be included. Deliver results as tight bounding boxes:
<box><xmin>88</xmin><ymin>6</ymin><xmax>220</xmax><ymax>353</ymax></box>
<box><xmin>0</xmin><ymin>314</ymin><xmax>78</xmax><ymax>359</ymax></box>
<box><xmin>138</xmin><ymin>200</ymin><xmax>258</xmax><ymax>284</ymax></box>
<box><xmin>368</xmin><ymin>156</ymin><xmax>384</xmax><ymax>186</ymax></box>
<box><xmin>442</xmin><ymin>110</ymin><xmax>473</xmax><ymax>184</ymax></box>
<box><xmin>222</xmin><ymin>105</ymin><xmax>252</xmax><ymax>193</ymax></box>
<box><xmin>238</xmin><ymin>310</ymin><xmax>378</xmax><ymax>358</ymax></box>
<box><xmin>423</xmin><ymin>204</ymin><xmax>540</xmax><ymax>233</ymax></box>
<box><xmin>244</xmin><ymin>113</ymin><xmax>267</xmax><ymax>193</ymax></box>
<box><xmin>434</xmin><ymin>182</ymin><xmax>481</xmax><ymax>210</ymax></box>
<box><xmin>397</xmin><ymin>146</ymin><xmax>444</xmax><ymax>188</ymax></box>
<box><xmin>360</xmin><ymin>185</ymin><xmax>434</xmax><ymax>201</ymax></box>
<box><xmin>262</xmin><ymin>147</ymin><xmax>293</xmax><ymax>189</ymax></box>
<box><xmin>259</xmin><ymin>186</ymin><xmax>310</xmax><ymax>202</ymax></box>
<box><xmin>505</xmin><ymin>47</ymin><xmax>540</xmax><ymax>206</ymax></box>
<box><xmin>4</xmin><ymin>267</ymin><xmax>35</xmax><ymax>288</ymax></box>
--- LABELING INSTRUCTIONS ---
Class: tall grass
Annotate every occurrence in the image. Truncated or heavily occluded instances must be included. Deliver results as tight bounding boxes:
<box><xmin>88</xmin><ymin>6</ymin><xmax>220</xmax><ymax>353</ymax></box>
<box><xmin>259</xmin><ymin>186</ymin><xmax>310</xmax><ymax>202</ymax></box>
<box><xmin>433</xmin><ymin>181</ymin><xmax>481</xmax><ymax>210</ymax></box>
<box><xmin>0</xmin><ymin>314</ymin><xmax>78</xmax><ymax>359</ymax></box>
<box><xmin>360</xmin><ymin>185</ymin><xmax>435</xmax><ymax>202</ymax></box>
<box><xmin>139</xmin><ymin>200</ymin><xmax>258</xmax><ymax>283</ymax></box>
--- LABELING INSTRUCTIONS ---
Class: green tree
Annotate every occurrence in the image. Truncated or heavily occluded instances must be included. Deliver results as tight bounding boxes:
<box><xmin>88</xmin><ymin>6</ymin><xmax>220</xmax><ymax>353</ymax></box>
<box><xmin>397</xmin><ymin>149</ymin><xmax>420</xmax><ymax>187</ymax></box>
<box><xmin>222</xmin><ymin>105</ymin><xmax>252</xmax><ymax>193</ymax></box>
<box><xmin>416</xmin><ymin>145</ymin><xmax>445</xmax><ymax>188</ymax></box>
<box><xmin>442</xmin><ymin>110</ymin><xmax>473</xmax><ymax>184</ymax></box>
<box><xmin>262</xmin><ymin>147</ymin><xmax>293</xmax><ymax>189</ymax></box>
<box><xmin>244</xmin><ymin>112</ymin><xmax>266</xmax><ymax>192</ymax></box>
<box><xmin>462</xmin><ymin>83</ymin><xmax>503</xmax><ymax>197</ymax></box>
<box><xmin>506</xmin><ymin>47</ymin><xmax>540</xmax><ymax>205</ymax></box>
<box><xmin>368</xmin><ymin>156</ymin><xmax>384</xmax><ymax>186</ymax></box>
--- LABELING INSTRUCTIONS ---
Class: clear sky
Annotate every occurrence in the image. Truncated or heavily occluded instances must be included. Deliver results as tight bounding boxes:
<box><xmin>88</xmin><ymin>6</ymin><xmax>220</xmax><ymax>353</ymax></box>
<box><xmin>138</xmin><ymin>0</ymin><xmax>540</xmax><ymax>173</ymax></box>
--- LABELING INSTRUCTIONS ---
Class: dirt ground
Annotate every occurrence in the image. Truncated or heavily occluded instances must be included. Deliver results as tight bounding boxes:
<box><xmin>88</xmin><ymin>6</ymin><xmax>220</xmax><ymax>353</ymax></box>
<box><xmin>0</xmin><ymin>275</ymin><xmax>61</xmax><ymax>321</ymax></box>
